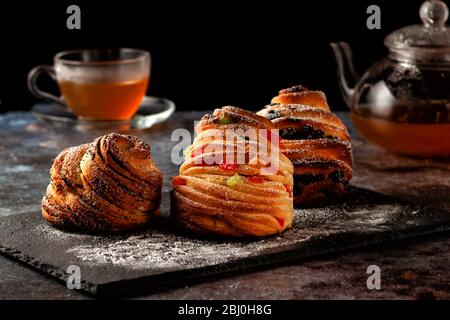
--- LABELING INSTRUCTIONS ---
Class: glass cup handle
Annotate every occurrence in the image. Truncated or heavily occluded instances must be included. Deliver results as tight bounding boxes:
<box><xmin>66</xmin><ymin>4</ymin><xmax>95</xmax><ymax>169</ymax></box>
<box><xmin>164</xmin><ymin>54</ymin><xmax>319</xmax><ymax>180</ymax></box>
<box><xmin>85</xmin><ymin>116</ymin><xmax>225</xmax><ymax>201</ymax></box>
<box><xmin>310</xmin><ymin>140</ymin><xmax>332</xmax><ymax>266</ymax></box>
<box><xmin>27</xmin><ymin>65</ymin><xmax>65</xmax><ymax>106</ymax></box>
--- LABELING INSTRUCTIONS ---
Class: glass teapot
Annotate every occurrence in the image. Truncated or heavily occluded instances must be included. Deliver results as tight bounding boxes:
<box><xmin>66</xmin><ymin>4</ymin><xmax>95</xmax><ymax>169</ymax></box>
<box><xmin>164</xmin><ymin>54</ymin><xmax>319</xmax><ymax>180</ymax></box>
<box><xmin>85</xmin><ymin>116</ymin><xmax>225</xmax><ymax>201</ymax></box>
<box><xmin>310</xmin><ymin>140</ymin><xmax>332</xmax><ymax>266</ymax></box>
<box><xmin>331</xmin><ymin>0</ymin><xmax>450</xmax><ymax>158</ymax></box>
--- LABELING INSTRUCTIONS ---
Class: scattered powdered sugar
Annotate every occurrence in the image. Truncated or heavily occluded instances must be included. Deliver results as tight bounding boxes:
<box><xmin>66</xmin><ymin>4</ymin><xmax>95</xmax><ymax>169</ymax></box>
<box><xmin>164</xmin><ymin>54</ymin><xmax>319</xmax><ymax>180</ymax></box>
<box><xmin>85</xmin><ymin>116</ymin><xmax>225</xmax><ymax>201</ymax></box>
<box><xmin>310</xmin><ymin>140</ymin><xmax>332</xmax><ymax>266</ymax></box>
<box><xmin>33</xmin><ymin>192</ymin><xmax>418</xmax><ymax>273</ymax></box>
<box><xmin>65</xmin><ymin>232</ymin><xmax>300</xmax><ymax>271</ymax></box>
<box><xmin>36</xmin><ymin>222</ymin><xmax>303</xmax><ymax>271</ymax></box>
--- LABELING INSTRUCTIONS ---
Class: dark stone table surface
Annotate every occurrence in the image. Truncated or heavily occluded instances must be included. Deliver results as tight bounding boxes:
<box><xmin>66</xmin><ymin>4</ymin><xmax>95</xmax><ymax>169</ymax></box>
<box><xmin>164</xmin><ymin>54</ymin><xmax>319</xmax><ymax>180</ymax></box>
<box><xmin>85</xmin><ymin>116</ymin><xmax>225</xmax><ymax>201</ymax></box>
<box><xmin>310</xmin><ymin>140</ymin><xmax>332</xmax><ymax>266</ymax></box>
<box><xmin>1</xmin><ymin>111</ymin><xmax>450</xmax><ymax>300</ymax></box>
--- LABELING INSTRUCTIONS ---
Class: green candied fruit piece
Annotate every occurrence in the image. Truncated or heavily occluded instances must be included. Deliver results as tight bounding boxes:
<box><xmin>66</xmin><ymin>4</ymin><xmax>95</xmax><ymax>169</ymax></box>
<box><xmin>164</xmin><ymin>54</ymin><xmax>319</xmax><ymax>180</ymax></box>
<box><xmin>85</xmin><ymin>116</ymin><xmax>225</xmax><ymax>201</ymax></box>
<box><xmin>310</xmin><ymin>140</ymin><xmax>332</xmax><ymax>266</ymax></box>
<box><xmin>226</xmin><ymin>174</ymin><xmax>242</xmax><ymax>187</ymax></box>
<box><xmin>218</xmin><ymin>115</ymin><xmax>234</xmax><ymax>125</ymax></box>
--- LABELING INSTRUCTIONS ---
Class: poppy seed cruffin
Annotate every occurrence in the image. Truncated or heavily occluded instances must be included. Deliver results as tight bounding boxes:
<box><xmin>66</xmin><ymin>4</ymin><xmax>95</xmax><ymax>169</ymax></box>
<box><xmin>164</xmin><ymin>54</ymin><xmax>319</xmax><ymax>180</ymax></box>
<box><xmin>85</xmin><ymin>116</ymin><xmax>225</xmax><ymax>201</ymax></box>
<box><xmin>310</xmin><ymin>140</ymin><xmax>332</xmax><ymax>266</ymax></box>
<box><xmin>42</xmin><ymin>133</ymin><xmax>163</xmax><ymax>233</ymax></box>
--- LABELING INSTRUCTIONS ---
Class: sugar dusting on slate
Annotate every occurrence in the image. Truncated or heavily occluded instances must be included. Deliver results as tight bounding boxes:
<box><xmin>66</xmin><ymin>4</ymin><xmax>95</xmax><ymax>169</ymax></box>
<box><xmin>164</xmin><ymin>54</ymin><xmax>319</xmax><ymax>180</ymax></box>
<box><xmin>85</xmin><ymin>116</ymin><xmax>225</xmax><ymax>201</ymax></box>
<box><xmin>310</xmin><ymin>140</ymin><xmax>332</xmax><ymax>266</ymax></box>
<box><xmin>37</xmin><ymin>221</ymin><xmax>307</xmax><ymax>271</ymax></box>
<box><xmin>34</xmin><ymin>200</ymin><xmax>407</xmax><ymax>271</ymax></box>
<box><xmin>67</xmin><ymin>236</ymin><xmax>290</xmax><ymax>271</ymax></box>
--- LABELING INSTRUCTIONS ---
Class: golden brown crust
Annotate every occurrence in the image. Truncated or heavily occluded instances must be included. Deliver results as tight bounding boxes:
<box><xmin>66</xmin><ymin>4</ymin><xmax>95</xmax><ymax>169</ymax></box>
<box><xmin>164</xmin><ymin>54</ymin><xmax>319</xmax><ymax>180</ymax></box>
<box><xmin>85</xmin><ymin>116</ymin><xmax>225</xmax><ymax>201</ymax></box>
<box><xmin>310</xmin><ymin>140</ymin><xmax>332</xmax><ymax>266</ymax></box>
<box><xmin>195</xmin><ymin>106</ymin><xmax>276</xmax><ymax>133</ymax></box>
<box><xmin>41</xmin><ymin>133</ymin><xmax>163</xmax><ymax>233</ymax></box>
<box><xmin>270</xmin><ymin>85</ymin><xmax>330</xmax><ymax>111</ymax></box>
<box><xmin>258</xmin><ymin>86</ymin><xmax>353</xmax><ymax>206</ymax></box>
<box><xmin>172</xmin><ymin>106</ymin><xmax>294</xmax><ymax>237</ymax></box>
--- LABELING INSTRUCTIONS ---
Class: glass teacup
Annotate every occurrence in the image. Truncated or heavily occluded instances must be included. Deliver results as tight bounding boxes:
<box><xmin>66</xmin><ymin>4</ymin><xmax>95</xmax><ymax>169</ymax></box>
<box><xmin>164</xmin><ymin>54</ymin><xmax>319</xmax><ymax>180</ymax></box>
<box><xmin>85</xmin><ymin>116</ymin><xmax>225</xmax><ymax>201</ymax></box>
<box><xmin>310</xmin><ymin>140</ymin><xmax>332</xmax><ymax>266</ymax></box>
<box><xmin>28</xmin><ymin>48</ymin><xmax>150</xmax><ymax>121</ymax></box>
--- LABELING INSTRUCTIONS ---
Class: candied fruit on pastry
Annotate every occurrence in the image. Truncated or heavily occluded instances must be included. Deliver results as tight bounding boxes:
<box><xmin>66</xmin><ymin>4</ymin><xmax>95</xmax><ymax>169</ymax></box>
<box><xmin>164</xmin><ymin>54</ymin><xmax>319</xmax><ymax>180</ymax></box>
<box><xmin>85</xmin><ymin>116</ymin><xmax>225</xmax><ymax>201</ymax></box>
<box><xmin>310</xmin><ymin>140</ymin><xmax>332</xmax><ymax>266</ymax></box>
<box><xmin>172</xmin><ymin>106</ymin><xmax>294</xmax><ymax>237</ymax></box>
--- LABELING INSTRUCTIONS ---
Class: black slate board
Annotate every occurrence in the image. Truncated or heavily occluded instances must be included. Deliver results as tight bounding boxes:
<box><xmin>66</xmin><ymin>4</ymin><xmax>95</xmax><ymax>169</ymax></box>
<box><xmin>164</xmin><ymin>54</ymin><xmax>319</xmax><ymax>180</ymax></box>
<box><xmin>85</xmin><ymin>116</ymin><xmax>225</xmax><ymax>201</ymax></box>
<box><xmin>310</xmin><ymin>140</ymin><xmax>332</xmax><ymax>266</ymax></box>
<box><xmin>1</xmin><ymin>186</ymin><xmax>450</xmax><ymax>297</ymax></box>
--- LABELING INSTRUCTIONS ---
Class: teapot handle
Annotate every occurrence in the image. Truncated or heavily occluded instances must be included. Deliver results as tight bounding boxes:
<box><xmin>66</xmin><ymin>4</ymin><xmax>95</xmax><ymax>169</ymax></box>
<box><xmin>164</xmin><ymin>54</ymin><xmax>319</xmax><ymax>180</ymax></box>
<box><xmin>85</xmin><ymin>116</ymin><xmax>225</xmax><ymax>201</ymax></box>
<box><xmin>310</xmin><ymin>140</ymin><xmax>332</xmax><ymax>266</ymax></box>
<box><xmin>330</xmin><ymin>42</ymin><xmax>359</xmax><ymax>109</ymax></box>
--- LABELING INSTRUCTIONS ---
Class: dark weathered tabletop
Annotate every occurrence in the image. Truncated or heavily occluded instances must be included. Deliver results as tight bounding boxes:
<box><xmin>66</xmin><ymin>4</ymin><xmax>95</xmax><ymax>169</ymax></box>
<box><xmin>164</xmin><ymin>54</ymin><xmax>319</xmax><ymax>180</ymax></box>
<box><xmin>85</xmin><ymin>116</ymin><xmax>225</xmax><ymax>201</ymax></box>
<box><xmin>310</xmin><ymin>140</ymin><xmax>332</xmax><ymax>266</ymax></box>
<box><xmin>1</xmin><ymin>111</ymin><xmax>450</xmax><ymax>300</ymax></box>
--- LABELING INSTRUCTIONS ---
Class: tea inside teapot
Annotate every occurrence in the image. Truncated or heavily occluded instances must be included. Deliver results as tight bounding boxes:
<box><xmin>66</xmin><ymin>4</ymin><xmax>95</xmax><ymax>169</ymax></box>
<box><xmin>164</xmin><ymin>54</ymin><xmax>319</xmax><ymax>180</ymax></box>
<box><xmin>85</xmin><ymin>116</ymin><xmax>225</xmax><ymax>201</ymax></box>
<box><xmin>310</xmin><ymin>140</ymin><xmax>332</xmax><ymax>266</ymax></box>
<box><xmin>352</xmin><ymin>60</ymin><xmax>450</xmax><ymax>157</ymax></box>
<box><xmin>352</xmin><ymin>104</ymin><xmax>450</xmax><ymax>158</ymax></box>
<box><xmin>332</xmin><ymin>0</ymin><xmax>450</xmax><ymax>158</ymax></box>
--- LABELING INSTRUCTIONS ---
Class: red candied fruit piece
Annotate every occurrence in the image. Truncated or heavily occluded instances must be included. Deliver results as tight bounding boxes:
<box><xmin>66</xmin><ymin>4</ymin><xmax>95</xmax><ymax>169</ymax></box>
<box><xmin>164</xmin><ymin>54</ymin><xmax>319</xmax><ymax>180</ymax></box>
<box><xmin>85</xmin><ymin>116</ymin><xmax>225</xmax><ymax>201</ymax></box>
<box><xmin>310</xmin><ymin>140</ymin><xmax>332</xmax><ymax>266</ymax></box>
<box><xmin>276</xmin><ymin>217</ymin><xmax>285</xmax><ymax>228</ymax></box>
<box><xmin>172</xmin><ymin>176</ymin><xmax>187</xmax><ymax>187</ymax></box>
<box><xmin>284</xmin><ymin>184</ymin><xmax>292</xmax><ymax>197</ymax></box>
<box><xmin>248</xmin><ymin>175</ymin><xmax>264</xmax><ymax>183</ymax></box>
<box><xmin>219</xmin><ymin>162</ymin><xmax>238</xmax><ymax>171</ymax></box>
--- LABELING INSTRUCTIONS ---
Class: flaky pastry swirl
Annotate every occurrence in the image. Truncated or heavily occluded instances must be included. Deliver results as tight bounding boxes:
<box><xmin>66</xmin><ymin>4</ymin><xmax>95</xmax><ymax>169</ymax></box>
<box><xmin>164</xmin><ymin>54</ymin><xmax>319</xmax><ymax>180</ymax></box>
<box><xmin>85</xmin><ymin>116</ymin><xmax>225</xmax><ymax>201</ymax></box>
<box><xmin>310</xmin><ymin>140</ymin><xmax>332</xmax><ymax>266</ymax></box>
<box><xmin>258</xmin><ymin>85</ymin><xmax>352</xmax><ymax>206</ymax></box>
<box><xmin>42</xmin><ymin>133</ymin><xmax>162</xmax><ymax>232</ymax></box>
<box><xmin>172</xmin><ymin>106</ymin><xmax>294</xmax><ymax>237</ymax></box>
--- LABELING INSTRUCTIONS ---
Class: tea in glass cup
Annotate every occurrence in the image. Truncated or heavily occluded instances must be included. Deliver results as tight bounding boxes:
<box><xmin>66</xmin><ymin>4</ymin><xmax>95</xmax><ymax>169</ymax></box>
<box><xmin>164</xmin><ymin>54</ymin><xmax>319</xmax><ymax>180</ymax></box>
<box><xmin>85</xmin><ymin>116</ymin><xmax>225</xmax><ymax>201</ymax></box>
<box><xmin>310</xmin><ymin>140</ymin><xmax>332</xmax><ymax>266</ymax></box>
<box><xmin>28</xmin><ymin>48</ymin><xmax>150</xmax><ymax>121</ymax></box>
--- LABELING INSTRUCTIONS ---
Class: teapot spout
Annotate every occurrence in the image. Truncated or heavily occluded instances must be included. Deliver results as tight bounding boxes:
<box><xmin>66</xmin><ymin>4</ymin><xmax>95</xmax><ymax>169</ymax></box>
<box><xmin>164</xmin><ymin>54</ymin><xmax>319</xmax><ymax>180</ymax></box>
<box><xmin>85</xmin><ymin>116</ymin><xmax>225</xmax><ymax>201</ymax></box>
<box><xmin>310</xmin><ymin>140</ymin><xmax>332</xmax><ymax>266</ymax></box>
<box><xmin>330</xmin><ymin>42</ymin><xmax>359</xmax><ymax>108</ymax></box>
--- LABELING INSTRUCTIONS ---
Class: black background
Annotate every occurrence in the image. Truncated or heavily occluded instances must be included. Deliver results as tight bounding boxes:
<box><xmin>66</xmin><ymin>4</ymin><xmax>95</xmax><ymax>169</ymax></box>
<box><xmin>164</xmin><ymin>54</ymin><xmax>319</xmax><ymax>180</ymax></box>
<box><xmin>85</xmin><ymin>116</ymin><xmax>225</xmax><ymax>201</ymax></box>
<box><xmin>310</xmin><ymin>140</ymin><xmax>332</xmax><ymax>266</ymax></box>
<box><xmin>0</xmin><ymin>0</ymin><xmax>427</xmax><ymax>112</ymax></box>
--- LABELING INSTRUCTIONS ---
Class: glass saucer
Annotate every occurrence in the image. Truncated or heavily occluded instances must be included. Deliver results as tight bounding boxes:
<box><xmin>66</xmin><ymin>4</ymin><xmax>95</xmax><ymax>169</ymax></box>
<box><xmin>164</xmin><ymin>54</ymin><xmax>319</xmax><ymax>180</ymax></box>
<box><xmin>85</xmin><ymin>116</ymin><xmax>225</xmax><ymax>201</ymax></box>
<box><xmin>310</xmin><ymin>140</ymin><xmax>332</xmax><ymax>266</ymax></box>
<box><xmin>31</xmin><ymin>96</ymin><xmax>175</xmax><ymax>131</ymax></box>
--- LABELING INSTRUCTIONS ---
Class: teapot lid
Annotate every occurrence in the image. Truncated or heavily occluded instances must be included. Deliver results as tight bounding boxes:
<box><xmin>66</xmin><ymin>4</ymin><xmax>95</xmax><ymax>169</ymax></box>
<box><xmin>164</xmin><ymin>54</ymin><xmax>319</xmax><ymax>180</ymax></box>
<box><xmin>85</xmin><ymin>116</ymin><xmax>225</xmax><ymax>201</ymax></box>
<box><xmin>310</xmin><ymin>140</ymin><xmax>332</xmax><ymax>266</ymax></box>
<box><xmin>385</xmin><ymin>0</ymin><xmax>450</xmax><ymax>63</ymax></box>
